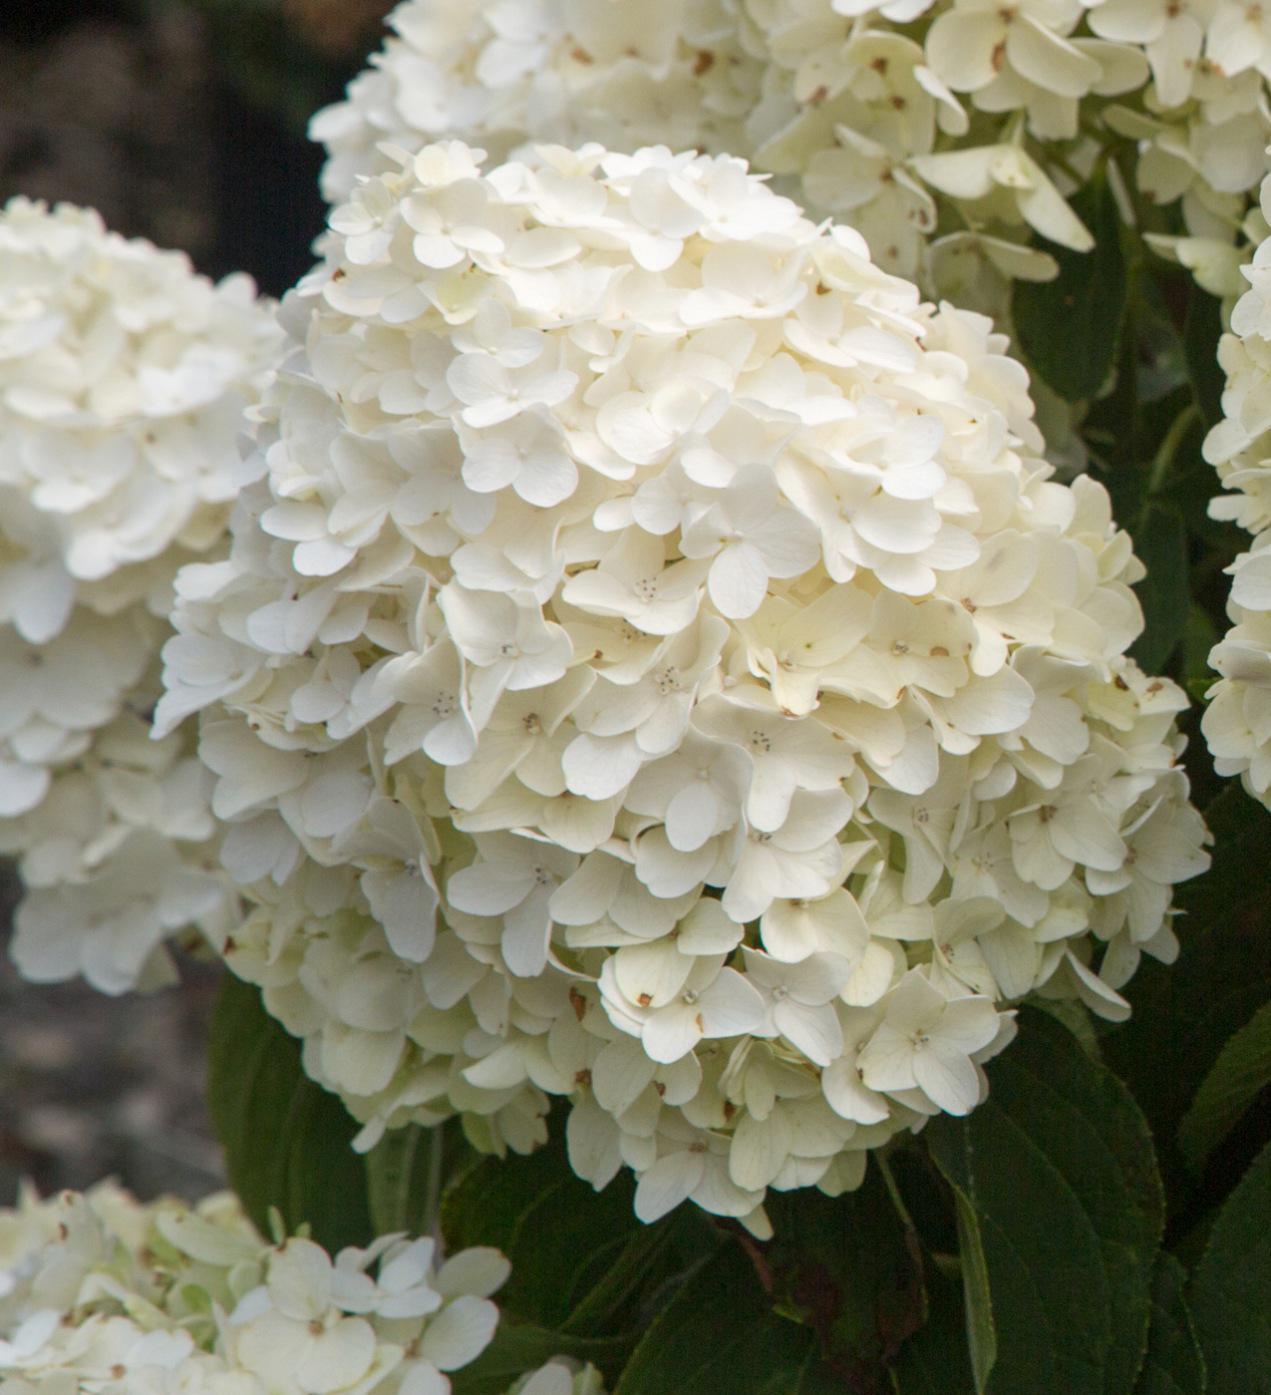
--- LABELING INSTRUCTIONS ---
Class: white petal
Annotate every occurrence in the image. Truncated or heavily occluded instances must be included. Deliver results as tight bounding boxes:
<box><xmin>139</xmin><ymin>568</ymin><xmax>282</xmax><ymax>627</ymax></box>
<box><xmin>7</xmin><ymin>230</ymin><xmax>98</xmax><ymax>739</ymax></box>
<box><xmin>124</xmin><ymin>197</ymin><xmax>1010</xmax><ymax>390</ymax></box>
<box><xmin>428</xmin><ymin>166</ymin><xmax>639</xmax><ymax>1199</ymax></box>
<box><xmin>913</xmin><ymin>1043</ymin><xmax>982</xmax><ymax>1115</ymax></box>
<box><xmin>634</xmin><ymin>1149</ymin><xmax>705</xmax><ymax>1222</ymax></box>
<box><xmin>419</xmin><ymin>1296</ymin><xmax>500</xmax><ymax>1371</ymax></box>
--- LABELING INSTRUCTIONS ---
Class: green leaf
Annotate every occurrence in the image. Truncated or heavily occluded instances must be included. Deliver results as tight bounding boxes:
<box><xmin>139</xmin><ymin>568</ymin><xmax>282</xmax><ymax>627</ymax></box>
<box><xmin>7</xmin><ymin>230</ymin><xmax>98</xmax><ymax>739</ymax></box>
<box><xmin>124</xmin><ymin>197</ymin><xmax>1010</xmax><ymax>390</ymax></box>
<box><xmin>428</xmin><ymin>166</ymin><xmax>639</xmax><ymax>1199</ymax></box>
<box><xmin>442</xmin><ymin>1120</ymin><xmax>715</xmax><ymax>1348</ymax></box>
<box><xmin>1130</xmin><ymin>502</ymin><xmax>1191</xmax><ymax>673</ymax></box>
<box><xmin>948</xmin><ymin>1184</ymin><xmax>996</xmax><ymax>1393</ymax></box>
<box><xmin>1012</xmin><ymin>175</ymin><xmax>1128</xmax><ymax>403</ymax></box>
<box><xmin>764</xmin><ymin>1168</ymin><xmax>927</xmax><ymax>1383</ymax></box>
<box><xmin>365</xmin><ymin>1124</ymin><xmax>438</xmax><ymax>1236</ymax></box>
<box><xmin>889</xmin><ymin>1268</ymin><xmax>977</xmax><ymax>1395</ymax></box>
<box><xmin>1180</xmin><ymin>605</ymin><xmax>1220</xmax><ymax>695</ymax></box>
<box><xmin>1178</xmin><ymin>1002</ymin><xmax>1271</xmax><ymax>1172</ymax></box>
<box><xmin>1135</xmin><ymin>1254</ymin><xmax>1206</xmax><ymax>1395</ymax></box>
<box><xmin>1183</xmin><ymin>287</ymin><xmax>1226</xmax><ymax>430</ymax></box>
<box><xmin>926</xmin><ymin>1007</ymin><xmax>1164</xmax><ymax>1395</ymax></box>
<box><xmin>1190</xmin><ymin>1140</ymin><xmax>1271</xmax><ymax>1394</ymax></box>
<box><xmin>1033</xmin><ymin>996</ymin><xmax>1101</xmax><ymax>1059</ymax></box>
<box><xmin>207</xmin><ymin>974</ymin><xmax>372</xmax><ymax>1253</ymax></box>
<box><xmin>453</xmin><ymin>1324</ymin><xmax>630</xmax><ymax>1395</ymax></box>
<box><xmin>614</xmin><ymin>1241</ymin><xmax>839</xmax><ymax>1395</ymax></box>
<box><xmin>560</xmin><ymin>1209</ymin><xmax>695</xmax><ymax>1338</ymax></box>
<box><xmin>1103</xmin><ymin>789</ymin><xmax>1271</xmax><ymax>1151</ymax></box>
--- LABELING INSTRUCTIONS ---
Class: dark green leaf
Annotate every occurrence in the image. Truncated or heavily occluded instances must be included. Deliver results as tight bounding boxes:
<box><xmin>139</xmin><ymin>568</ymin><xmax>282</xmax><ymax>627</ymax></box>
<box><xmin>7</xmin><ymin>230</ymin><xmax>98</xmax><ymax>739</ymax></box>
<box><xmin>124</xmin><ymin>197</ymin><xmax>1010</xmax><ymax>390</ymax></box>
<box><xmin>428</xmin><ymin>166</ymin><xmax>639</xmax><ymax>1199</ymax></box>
<box><xmin>1190</xmin><ymin>1140</ymin><xmax>1271</xmax><ymax>1394</ymax></box>
<box><xmin>948</xmin><ymin>1184</ymin><xmax>996</xmax><ymax>1393</ymax></box>
<box><xmin>1013</xmin><ymin>176</ymin><xmax>1128</xmax><ymax>402</ymax></box>
<box><xmin>889</xmin><ymin>1268</ymin><xmax>976</xmax><ymax>1395</ymax></box>
<box><xmin>1130</xmin><ymin>502</ymin><xmax>1190</xmax><ymax>673</ymax></box>
<box><xmin>1033</xmin><ymin>996</ymin><xmax>1101</xmax><ymax>1059</ymax></box>
<box><xmin>1179</xmin><ymin>1002</ymin><xmax>1271</xmax><ymax>1172</ymax></box>
<box><xmin>1180</xmin><ymin>605</ymin><xmax>1221</xmax><ymax>694</ymax></box>
<box><xmin>764</xmin><ymin>1168</ymin><xmax>927</xmax><ymax>1388</ymax></box>
<box><xmin>441</xmin><ymin>1123</ymin><xmax>714</xmax><ymax>1338</ymax></box>
<box><xmin>1103</xmin><ymin>789</ymin><xmax>1271</xmax><ymax>1153</ymax></box>
<box><xmin>207</xmin><ymin>974</ymin><xmax>371</xmax><ymax>1253</ymax></box>
<box><xmin>926</xmin><ymin>1007</ymin><xmax>1164</xmax><ymax>1395</ymax></box>
<box><xmin>560</xmin><ymin>1209</ymin><xmax>697</xmax><ymax>1337</ymax></box>
<box><xmin>1184</xmin><ymin>287</ymin><xmax>1226</xmax><ymax>429</ymax></box>
<box><xmin>614</xmin><ymin>1241</ymin><xmax>840</xmax><ymax>1395</ymax></box>
<box><xmin>452</xmin><ymin>1323</ymin><xmax>630</xmax><ymax>1395</ymax></box>
<box><xmin>365</xmin><ymin>1124</ymin><xmax>437</xmax><ymax>1236</ymax></box>
<box><xmin>1135</xmin><ymin>1254</ymin><xmax>1206</xmax><ymax>1395</ymax></box>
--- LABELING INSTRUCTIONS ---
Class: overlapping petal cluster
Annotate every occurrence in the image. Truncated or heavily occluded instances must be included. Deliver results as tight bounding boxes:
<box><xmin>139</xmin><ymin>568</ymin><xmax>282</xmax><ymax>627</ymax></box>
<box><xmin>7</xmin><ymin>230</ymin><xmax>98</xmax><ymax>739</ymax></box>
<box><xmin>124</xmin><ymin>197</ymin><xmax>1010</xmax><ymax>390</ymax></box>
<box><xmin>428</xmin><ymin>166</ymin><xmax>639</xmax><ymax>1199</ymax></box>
<box><xmin>0</xmin><ymin>198</ymin><xmax>282</xmax><ymax>994</ymax></box>
<box><xmin>311</xmin><ymin>0</ymin><xmax>1271</xmax><ymax>301</ymax></box>
<box><xmin>0</xmin><ymin>1182</ymin><xmax>515</xmax><ymax>1395</ymax></box>
<box><xmin>1203</xmin><ymin>167</ymin><xmax>1271</xmax><ymax>805</ymax></box>
<box><xmin>157</xmin><ymin>142</ymin><xmax>1208</xmax><ymax>1227</ymax></box>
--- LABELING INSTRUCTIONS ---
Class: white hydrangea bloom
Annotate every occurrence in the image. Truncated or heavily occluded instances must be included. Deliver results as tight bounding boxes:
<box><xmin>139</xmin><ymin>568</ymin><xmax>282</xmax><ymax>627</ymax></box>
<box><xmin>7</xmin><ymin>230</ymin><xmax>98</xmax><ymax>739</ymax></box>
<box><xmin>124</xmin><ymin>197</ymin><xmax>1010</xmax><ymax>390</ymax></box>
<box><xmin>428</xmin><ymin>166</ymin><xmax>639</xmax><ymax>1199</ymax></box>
<box><xmin>0</xmin><ymin>1182</ymin><xmax>510</xmax><ymax>1395</ymax></box>
<box><xmin>160</xmin><ymin>142</ymin><xmax>1209</xmax><ymax>1226</ymax></box>
<box><xmin>0</xmin><ymin>198</ymin><xmax>283</xmax><ymax>993</ymax></box>
<box><xmin>1203</xmin><ymin>166</ymin><xmax>1271</xmax><ymax>805</ymax></box>
<box><xmin>311</xmin><ymin>0</ymin><xmax>1271</xmax><ymax>299</ymax></box>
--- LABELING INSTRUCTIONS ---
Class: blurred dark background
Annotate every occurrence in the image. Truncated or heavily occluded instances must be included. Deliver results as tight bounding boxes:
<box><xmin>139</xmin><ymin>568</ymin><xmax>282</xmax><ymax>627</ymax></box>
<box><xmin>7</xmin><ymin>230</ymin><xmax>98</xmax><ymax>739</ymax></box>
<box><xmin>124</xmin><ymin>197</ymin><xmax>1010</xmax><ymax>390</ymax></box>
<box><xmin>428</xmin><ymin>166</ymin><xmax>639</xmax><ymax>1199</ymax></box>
<box><xmin>0</xmin><ymin>0</ymin><xmax>392</xmax><ymax>1204</ymax></box>
<box><xmin>0</xmin><ymin>0</ymin><xmax>394</xmax><ymax>295</ymax></box>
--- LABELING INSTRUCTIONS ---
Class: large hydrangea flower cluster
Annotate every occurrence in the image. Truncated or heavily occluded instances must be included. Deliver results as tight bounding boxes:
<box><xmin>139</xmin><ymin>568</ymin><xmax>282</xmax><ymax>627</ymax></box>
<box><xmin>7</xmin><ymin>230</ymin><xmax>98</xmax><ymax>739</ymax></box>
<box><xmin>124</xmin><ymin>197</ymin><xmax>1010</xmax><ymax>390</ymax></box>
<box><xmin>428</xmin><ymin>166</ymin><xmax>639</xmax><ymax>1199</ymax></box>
<box><xmin>1203</xmin><ymin>167</ymin><xmax>1271</xmax><ymax>805</ymax></box>
<box><xmin>0</xmin><ymin>198</ymin><xmax>282</xmax><ymax>994</ymax></box>
<box><xmin>155</xmin><ymin>142</ymin><xmax>1209</xmax><ymax>1226</ymax></box>
<box><xmin>0</xmin><ymin>1182</ymin><xmax>533</xmax><ymax>1395</ymax></box>
<box><xmin>311</xmin><ymin>0</ymin><xmax>1271</xmax><ymax>301</ymax></box>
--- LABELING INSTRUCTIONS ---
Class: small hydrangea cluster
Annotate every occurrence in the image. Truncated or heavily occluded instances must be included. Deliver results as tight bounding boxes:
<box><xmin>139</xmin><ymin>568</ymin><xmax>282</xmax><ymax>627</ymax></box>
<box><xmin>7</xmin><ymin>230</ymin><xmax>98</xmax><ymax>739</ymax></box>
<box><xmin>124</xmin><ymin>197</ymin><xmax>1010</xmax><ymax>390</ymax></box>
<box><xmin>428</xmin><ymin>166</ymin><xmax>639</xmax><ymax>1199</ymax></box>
<box><xmin>1203</xmin><ymin>168</ymin><xmax>1271</xmax><ymax>806</ymax></box>
<box><xmin>0</xmin><ymin>1182</ymin><xmax>526</xmax><ymax>1395</ymax></box>
<box><xmin>311</xmin><ymin>0</ymin><xmax>1271</xmax><ymax>302</ymax></box>
<box><xmin>156</xmin><ymin>143</ymin><xmax>1209</xmax><ymax>1226</ymax></box>
<box><xmin>0</xmin><ymin>198</ymin><xmax>282</xmax><ymax>994</ymax></box>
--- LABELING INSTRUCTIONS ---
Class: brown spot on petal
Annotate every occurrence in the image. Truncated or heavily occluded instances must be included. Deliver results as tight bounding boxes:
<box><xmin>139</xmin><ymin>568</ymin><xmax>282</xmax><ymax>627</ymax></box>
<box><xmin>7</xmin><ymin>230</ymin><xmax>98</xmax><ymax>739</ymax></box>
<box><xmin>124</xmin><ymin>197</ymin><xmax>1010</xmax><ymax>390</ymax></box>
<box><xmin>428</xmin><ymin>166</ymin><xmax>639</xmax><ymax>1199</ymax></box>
<box><xmin>638</xmin><ymin>992</ymin><xmax>653</xmax><ymax>1007</ymax></box>
<box><xmin>569</xmin><ymin>986</ymin><xmax>587</xmax><ymax>1020</ymax></box>
<box><xmin>991</xmin><ymin>39</ymin><xmax>1007</xmax><ymax>72</ymax></box>
<box><xmin>694</xmin><ymin>49</ymin><xmax>715</xmax><ymax>75</ymax></box>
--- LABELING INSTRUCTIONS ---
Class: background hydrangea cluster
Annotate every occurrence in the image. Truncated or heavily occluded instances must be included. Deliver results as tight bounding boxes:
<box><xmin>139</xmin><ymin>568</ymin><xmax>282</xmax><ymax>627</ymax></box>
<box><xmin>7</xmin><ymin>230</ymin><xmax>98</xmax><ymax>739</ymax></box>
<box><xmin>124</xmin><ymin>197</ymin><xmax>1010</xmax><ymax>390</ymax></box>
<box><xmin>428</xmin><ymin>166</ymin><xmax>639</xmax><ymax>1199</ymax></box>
<box><xmin>311</xmin><ymin>0</ymin><xmax>1271</xmax><ymax>306</ymax></box>
<box><xmin>145</xmin><ymin>141</ymin><xmax>1210</xmax><ymax>1225</ymax></box>
<box><xmin>1204</xmin><ymin>166</ymin><xmax>1271</xmax><ymax>806</ymax></box>
<box><xmin>0</xmin><ymin>199</ymin><xmax>281</xmax><ymax>996</ymax></box>
<box><xmin>0</xmin><ymin>1181</ymin><xmax>599</xmax><ymax>1395</ymax></box>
